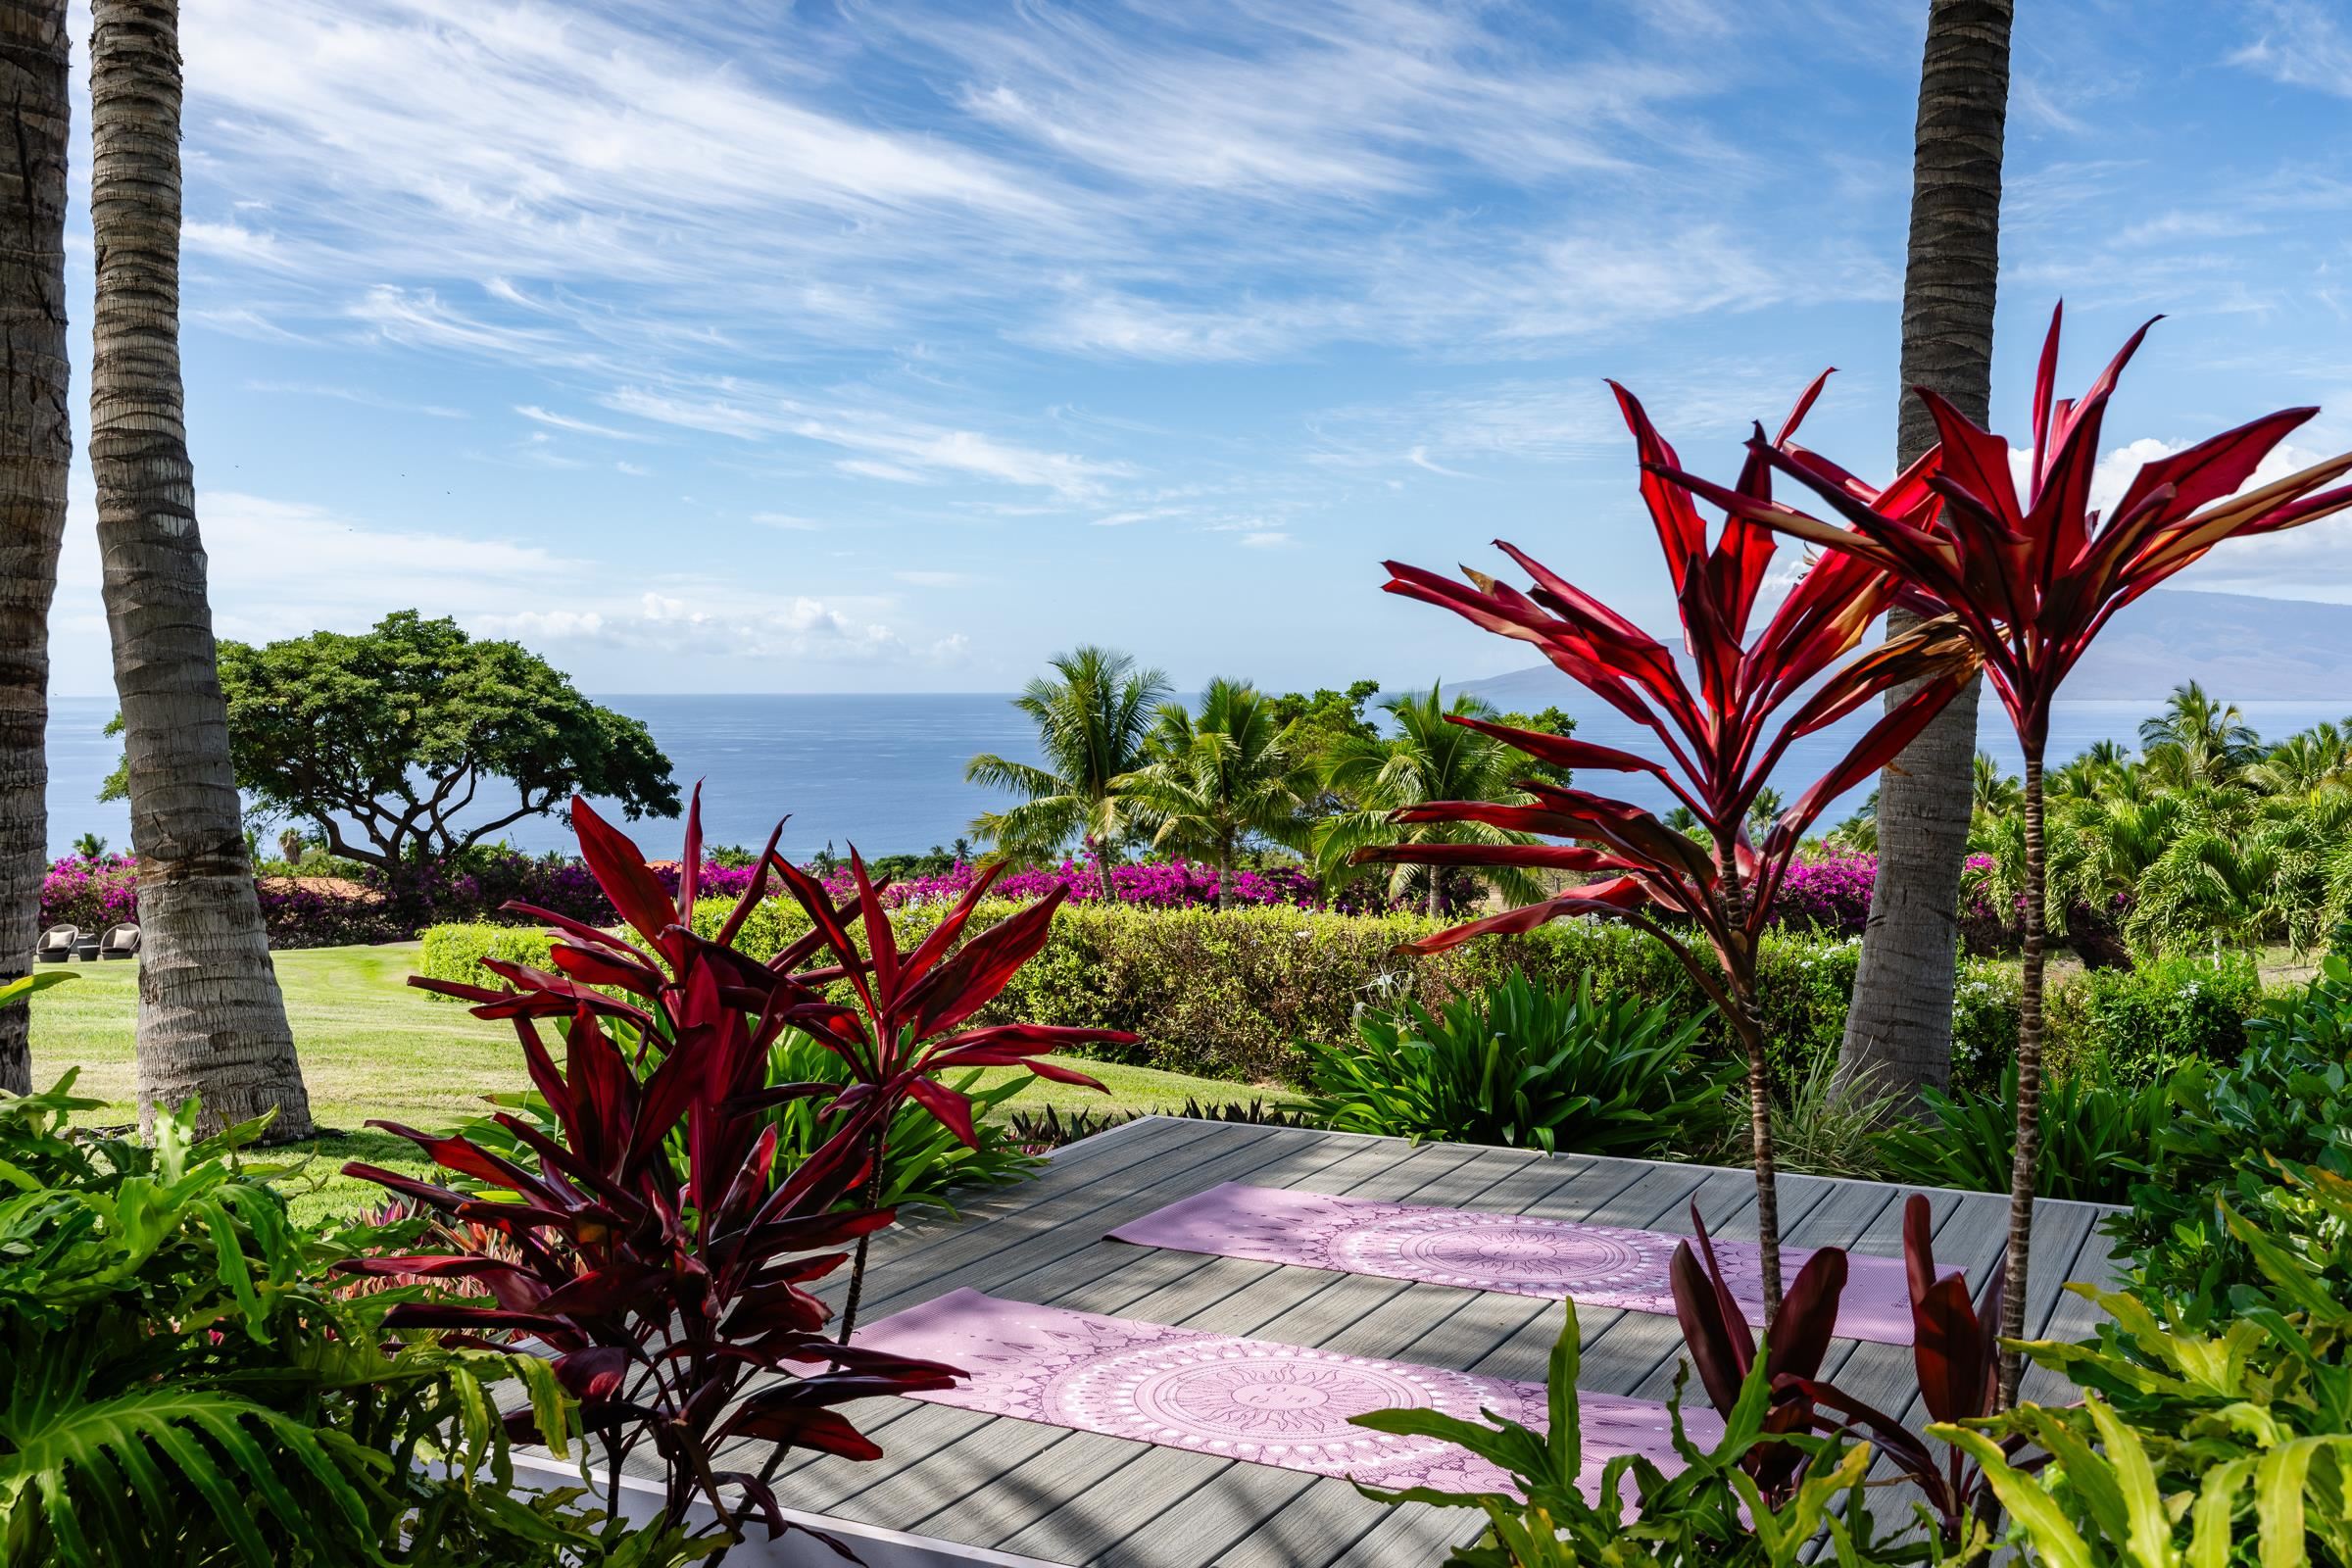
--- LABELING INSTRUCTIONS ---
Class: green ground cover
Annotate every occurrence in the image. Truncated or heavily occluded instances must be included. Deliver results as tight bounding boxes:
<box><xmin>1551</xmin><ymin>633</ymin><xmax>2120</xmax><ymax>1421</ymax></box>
<box><xmin>24</xmin><ymin>942</ymin><xmax>1272</xmax><ymax>1223</ymax></box>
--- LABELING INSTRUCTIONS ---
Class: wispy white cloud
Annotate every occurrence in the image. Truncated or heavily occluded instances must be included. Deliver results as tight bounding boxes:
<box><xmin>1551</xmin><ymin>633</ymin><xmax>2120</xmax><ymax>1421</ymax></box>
<box><xmin>2230</xmin><ymin>1</ymin><xmax>2352</xmax><ymax>97</ymax></box>
<box><xmin>514</xmin><ymin>405</ymin><xmax>655</xmax><ymax>441</ymax></box>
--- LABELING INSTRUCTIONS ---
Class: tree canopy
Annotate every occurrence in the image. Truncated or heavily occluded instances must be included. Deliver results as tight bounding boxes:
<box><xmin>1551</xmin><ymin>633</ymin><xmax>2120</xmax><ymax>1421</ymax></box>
<box><xmin>106</xmin><ymin>611</ymin><xmax>676</xmax><ymax>875</ymax></box>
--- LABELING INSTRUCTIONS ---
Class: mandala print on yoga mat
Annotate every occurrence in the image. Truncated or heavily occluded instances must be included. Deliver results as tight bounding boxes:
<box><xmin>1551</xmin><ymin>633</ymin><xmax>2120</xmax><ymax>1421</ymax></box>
<box><xmin>856</xmin><ymin>1288</ymin><xmax>1718</xmax><ymax>1498</ymax></box>
<box><xmin>1107</xmin><ymin>1183</ymin><xmax>1917</xmax><ymax>1347</ymax></box>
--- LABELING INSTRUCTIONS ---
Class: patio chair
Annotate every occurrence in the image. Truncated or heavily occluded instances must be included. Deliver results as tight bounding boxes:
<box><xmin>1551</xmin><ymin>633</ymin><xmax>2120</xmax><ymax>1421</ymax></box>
<box><xmin>97</xmin><ymin>923</ymin><xmax>140</xmax><ymax>960</ymax></box>
<box><xmin>34</xmin><ymin>925</ymin><xmax>78</xmax><ymax>963</ymax></box>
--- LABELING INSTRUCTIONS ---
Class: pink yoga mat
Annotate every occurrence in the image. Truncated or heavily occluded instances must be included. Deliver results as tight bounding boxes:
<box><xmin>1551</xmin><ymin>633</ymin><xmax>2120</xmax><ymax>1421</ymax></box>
<box><xmin>1107</xmin><ymin>1183</ymin><xmax>1919</xmax><ymax>1347</ymax></box>
<box><xmin>854</xmin><ymin>1288</ymin><xmax>1720</xmax><ymax>1499</ymax></box>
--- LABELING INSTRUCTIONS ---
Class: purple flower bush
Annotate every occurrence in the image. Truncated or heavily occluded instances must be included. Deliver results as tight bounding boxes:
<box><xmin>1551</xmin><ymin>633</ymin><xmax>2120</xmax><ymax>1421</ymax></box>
<box><xmin>38</xmin><ymin>853</ymin><xmax>138</xmax><ymax>932</ymax></box>
<box><xmin>862</xmin><ymin>858</ymin><xmax>1326</xmax><ymax>910</ymax></box>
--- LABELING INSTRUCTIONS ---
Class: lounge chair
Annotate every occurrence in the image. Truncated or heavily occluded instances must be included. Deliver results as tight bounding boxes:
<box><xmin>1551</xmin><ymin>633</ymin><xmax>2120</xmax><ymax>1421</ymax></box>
<box><xmin>97</xmin><ymin>923</ymin><xmax>140</xmax><ymax>960</ymax></box>
<box><xmin>34</xmin><ymin>925</ymin><xmax>78</xmax><ymax>963</ymax></box>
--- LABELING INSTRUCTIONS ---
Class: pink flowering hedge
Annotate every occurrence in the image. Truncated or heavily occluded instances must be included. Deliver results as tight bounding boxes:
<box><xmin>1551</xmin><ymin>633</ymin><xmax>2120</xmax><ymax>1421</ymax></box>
<box><xmin>847</xmin><ymin>858</ymin><xmax>1330</xmax><ymax>911</ymax></box>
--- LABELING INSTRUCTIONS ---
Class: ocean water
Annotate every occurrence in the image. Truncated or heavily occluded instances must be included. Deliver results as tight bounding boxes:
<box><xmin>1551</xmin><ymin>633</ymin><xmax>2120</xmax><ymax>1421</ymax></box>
<box><xmin>41</xmin><ymin>691</ymin><xmax>2352</xmax><ymax>861</ymax></box>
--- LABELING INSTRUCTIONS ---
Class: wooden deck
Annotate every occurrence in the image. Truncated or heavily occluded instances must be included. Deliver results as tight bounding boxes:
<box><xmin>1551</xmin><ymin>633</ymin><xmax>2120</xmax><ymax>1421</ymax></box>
<box><xmin>632</xmin><ymin>1118</ymin><xmax>2123</xmax><ymax>1567</ymax></box>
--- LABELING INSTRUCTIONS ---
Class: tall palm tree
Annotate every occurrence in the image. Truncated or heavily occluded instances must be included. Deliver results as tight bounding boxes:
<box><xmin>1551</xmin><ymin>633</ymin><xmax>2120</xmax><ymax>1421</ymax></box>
<box><xmin>965</xmin><ymin>646</ymin><xmax>1169</xmax><ymax>900</ymax></box>
<box><xmin>1117</xmin><ymin>678</ymin><xmax>1316</xmax><ymax>909</ymax></box>
<box><xmin>2138</xmin><ymin>681</ymin><xmax>2263</xmax><ymax>787</ymax></box>
<box><xmin>0</xmin><ymin>0</ymin><xmax>70</xmax><ymax>1096</ymax></box>
<box><xmin>91</xmin><ymin>0</ymin><xmax>310</xmax><ymax>1136</ymax></box>
<box><xmin>1835</xmin><ymin>0</ymin><xmax>2011</xmax><ymax>1110</ymax></box>
<box><xmin>1314</xmin><ymin>685</ymin><xmax>1543</xmax><ymax>915</ymax></box>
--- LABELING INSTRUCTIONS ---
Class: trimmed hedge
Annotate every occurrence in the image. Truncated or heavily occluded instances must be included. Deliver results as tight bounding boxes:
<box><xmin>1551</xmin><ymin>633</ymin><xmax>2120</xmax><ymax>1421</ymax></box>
<box><xmin>417</xmin><ymin>901</ymin><xmax>2266</xmax><ymax>1091</ymax></box>
<box><xmin>420</xmin><ymin>900</ymin><xmax>2207</xmax><ymax>1091</ymax></box>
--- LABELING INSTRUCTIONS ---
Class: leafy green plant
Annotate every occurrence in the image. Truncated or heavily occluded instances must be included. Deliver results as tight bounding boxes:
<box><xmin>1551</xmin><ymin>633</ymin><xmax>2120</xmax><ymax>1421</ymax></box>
<box><xmin>0</xmin><ymin>1070</ymin><xmax>594</xmax><ymax>1567</ymax></box>
<box><xmin>1873</xmin><ymin>1059</ymin><xmax>2165</xmax><ymax>1204</ymax></box>
<box><xmin>2120</xmin><ymin>963</ymin><xmax>2352</xmax><ymax>1308</ymax></box>
<box><xmin>1960</xmin><ymin>1253</ymin><xmax>2352</xmax><ymax>1568</ymax></box>
<box><xmin>1716</xmin><ymin>1053</ymin><xmax>1894</xmax><ymax>1181</ymax></box>
<box><xmin>1348</xmin><ymin>1300</ymin><xmax>1928</xmax><ymax>1566</ymax></box>
<box><xmin>1303</xmin><ymin>968</ymin><xmax>1734</xmax><ymax>1157</ymax></box>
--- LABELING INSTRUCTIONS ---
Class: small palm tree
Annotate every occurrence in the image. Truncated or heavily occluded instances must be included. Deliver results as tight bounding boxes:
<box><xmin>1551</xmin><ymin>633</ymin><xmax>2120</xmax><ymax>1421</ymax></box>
<box><xmin>1314</xmin><ymin>685</ymin><xmax>1543</xmax><ymax>915</ymax></box>
<box><xmin>965</xmin><ymin>647</ymin><xmax>1170</xmax><ymax>900</ymax></box>
<box><xmin>70</xmin><ymin>833</ymin><xmax>105</xmax><ymax>861</ymax></box>
<box><xmin>2248</xmin><ymin>723</ymin><xmax>2352</xmax><ymax>799</ymax></box>
<box><xmin>1116</xmin><ymin>679</ymin><xmax>1317</xmax><ymax>908</ymax></box>
<box><xmin>1971</xmin><ymin>751</ymin><xmax>2022</xmax><ymax>819</ymax></box>
<box><xmin>2139</xmin><ymin>682</ymin><xmax>2263</xmax><ymax>788</ymax></box>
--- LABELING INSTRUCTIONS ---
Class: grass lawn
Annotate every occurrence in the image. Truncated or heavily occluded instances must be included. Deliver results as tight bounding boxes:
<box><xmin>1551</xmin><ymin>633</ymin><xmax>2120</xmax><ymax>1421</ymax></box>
<box><xmin>25</xmin><ymin>942</ymin><xmax>1279</xmax><ymax>1223</ymax></box>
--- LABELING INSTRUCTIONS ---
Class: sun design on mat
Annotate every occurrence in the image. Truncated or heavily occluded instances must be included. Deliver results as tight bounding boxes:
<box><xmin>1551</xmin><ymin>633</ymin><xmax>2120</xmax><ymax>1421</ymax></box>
<box><xmin>1331</xmin><ymin>1213</ymin><xmax>1673</xmax><ymax>1294</ymax></box>
<box><xmin>1162</xmin><ymin>1363</ymin><xmax>1395</xmax><ymax>1437</ymax></box>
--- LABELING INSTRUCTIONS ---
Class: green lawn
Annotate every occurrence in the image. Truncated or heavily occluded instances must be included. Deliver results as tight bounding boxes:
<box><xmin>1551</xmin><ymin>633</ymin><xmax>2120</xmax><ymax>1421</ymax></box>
<box><xmin>25</xmin><ymin>942</ymin><xmax>1271</xmax><ymax>1223</ymax></box>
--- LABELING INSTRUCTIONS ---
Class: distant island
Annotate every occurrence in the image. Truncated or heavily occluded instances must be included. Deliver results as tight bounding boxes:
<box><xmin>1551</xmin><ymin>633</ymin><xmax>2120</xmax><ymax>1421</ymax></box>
<box><xmin>1460</xmin><ymin>588</ymin><xmax>2352</xmax><ymax>706</ymax></box>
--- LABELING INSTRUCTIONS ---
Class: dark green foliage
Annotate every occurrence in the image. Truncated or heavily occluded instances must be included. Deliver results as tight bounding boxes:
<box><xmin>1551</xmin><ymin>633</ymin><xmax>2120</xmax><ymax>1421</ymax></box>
<box><xmin>1302</xmin><ymin>969</ymin><xmax>1734</xmax><ymax>1157</ymax></box>
<box><xmin>2116</xmin><ymin>954</ymin><xmax>2352</xmax><ymax>1310</ymax></box>
<box><xmin>1872</xmin><ymin>1060</ymin><xmax>2166</xmax><ymax>1204</ymax></box>
<box><xmin>1349</xmin><ymin>1301</ymin><xmax>1923</xmax><ymax>1567</ymax></box>
<box><xmin>103</xmin><ymin>610</ymin><xmax>677</xmax><ymax>880</ymax></box>
<box><xmin>0</xmin><ymin>1071</ymin><xmax>596</xmax><ymax>1567</ymax></box>
<box><xmin>1004</xmin><ymin>1097</ymin><xmax>1318</xmax><ymax>1152</ymax></box>
<box><xmin>2042</xmin><ymin>952</ymin><xmax>2261</xmax><ymax>1083</ymax></box>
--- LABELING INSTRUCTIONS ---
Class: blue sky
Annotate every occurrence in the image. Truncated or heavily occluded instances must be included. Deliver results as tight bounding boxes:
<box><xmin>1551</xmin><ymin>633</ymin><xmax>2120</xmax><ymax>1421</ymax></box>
<box><xmin>47</xmin><ymin>0</ymin><xmax>2352</xmax><ymax>694</ymax></box>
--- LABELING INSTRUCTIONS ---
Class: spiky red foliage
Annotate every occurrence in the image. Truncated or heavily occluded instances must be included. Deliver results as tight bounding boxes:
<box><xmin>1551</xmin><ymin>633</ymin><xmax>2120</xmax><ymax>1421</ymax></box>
<box><xmin>1663</xmin><ymin>307</ymin><xmax>2352</xmax><ymax>751</ymax></box>
<box><xmin>1370</xmin><ymin>382</ymin><xmax>1975</xmax><ymax>993</ymax></box>
<box><xmin>1784</xmin><ymin>1194</ymin><xmax>2018</xmax><ymax>1545</ymax></box>
<box><xmin>1366</xmin><ymin>382</ymin><xmax>1978</xmax><ymax>1313</ymax></box>
<box><xmin>1665</xmin><ymin>1202</ymin><xmax>1847</xmax><ymax>1504</ymax></box>
<box><xmin>362</xmin><ymin>790</ymin><xmax>1126</xmax><ymax>1545</ymax></box>
<box><xmin>1660</xmin><ymin>306</ymin><xmax>2352</xmax><ymax>1402</ymax></box>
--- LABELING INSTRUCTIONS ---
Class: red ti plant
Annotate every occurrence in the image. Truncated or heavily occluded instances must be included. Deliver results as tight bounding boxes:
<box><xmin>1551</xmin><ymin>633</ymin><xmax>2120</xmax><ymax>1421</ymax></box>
<box><xmin>1671</xmin><ymin>1194</ymin><xmax>2016</xmax><ymax>1546</ymax></box>
<box><xmin>359</xmin><ymin>792</ymin><xmax>1121</xmax><ymax>1550</ymax></box>
<box><xmin>757</xmin><ymin>850</ymin><xmax>1128</xmax><ymax>1340</ymax></box>
<box><xmin>1786</xmin><ymin>1195</ymin><xmax>2015</xmax><ymax>1545</ymax></box>
<box><xmin>1663</xmin><ymin>307</ymin><xmax>2352</xmax><ymax>1399</ymax></box>
<box><xmin>1667</xmin><ymin>1202</ymin><xmax>1847</xmax><ymax>1505</ymax></box>
<box><xmin>1369</xmin><ymin>384</ymin><xmax>1980</xmax><ymax>1317</ymax></box>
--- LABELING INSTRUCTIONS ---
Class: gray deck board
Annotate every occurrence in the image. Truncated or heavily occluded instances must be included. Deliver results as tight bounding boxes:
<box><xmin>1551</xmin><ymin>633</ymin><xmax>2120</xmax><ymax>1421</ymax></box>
<box><xmin>663</xmin><ymin>1120</ymin><xmax>2124</xmax><ymax>1567</ymax></box>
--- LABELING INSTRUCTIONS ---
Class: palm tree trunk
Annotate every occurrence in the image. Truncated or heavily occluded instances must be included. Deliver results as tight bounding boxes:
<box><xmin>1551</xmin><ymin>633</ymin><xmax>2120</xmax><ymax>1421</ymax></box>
<box><xmin>91</xmin><ymin>0</ymin><xmax>311</xmax><ymax>1138</ymax></box>
<box><xmin>1836</xmin><ymin>0</ymin><xmax>2009</xmax><ymax>1115</ymax></box>
<box><xmin>0</xmin><ymin>1</ymin><xmax>70</xmax><ymax>1096</ymax></box>
<box><xmin>1217</xmin><ymin>840</ymin><xmax>1233</xmax><ymax>912</ymax></box>
<box><xmin>1996</xmin><ymin>744</ymin><xmax>2045</xmax><ymax>1407</ymax></box>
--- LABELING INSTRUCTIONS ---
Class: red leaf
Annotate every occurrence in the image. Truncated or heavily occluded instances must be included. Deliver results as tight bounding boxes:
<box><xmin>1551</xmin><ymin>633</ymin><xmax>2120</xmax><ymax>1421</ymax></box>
<box><xmin>567</xmin><ymin>795</ymin><xmax>679</xmax><ymax>948</ymax></box>
<box><xmin>905</xmin><ymin>1076</ymin><xmax>978</xmax><ymax>1148</ymax></box>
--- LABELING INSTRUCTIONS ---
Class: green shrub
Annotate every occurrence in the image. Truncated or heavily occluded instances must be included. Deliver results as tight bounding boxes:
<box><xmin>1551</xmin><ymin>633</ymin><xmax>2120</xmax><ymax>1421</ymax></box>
<box><xmin>1872</xmin><ymin>1059</ymin><xmax>2167</xmax><ymax>1204</ymax></box>
<box><xmin>418</xmin><ymin>902</ymin><xmax>2262</xmax><ymax>1097</ymax></box>
<box><xmin>2118</xmin><ymin>954</ymin><xmax>2352</xmax><ymax>1310</ymax></box>
<box><xmin>415</xmin><ymin>920</ymin><xmax>563</xmax><ymax>996</ymax></box>
<box><xmin>2042</xmin><ymin>951</ymin><xmax>2262</xmax><ymax>1083</ymax></box>
<box><xmin>1302</xmin><ymin>969</ymin><xmax>1734</xmax><ymax>1157</ymax></box>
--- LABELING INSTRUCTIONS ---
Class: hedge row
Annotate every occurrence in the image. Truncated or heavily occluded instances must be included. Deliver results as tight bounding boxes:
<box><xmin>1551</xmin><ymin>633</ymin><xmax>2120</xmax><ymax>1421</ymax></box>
<box><xmin>421</xmin><ymin>899</ymin><xmax>2166</xmax><ymax>1092</ymax></box>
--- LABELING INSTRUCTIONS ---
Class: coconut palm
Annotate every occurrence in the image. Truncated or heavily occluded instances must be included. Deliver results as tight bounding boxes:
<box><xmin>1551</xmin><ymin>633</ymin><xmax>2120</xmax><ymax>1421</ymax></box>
<box><xmin>1313</xmin><ymin>685</ymin><xmax>1544</xmax><ymax>915</ymax></box>
<box><xmin>965</xmin><ymin>646</ymin><xmax>1170</xmax><ymax>900</ymax></box>
<box><xmin>2138</xmin><ymin>681</ymin><xmax>2262</xmax><ymax>788</ymax></box>
<box><xmin>91</xmin><ymin>0</ymin><xmax>311</xmax><ymax>1137</ymax></box>
<box><xmin>0</xmin><ymin>0</ymin><xmax>70</xmax><ymax>1096</ymax></box>
<box><xmin>1116</xmin><ymin>679</ymin><xmax>1317</xmax><ymax>908</ymax></box>
<box><xmin>1836</xmin><ymin>0</ymin><xmax>2013</xmax><ymax>1110</ymax></box>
